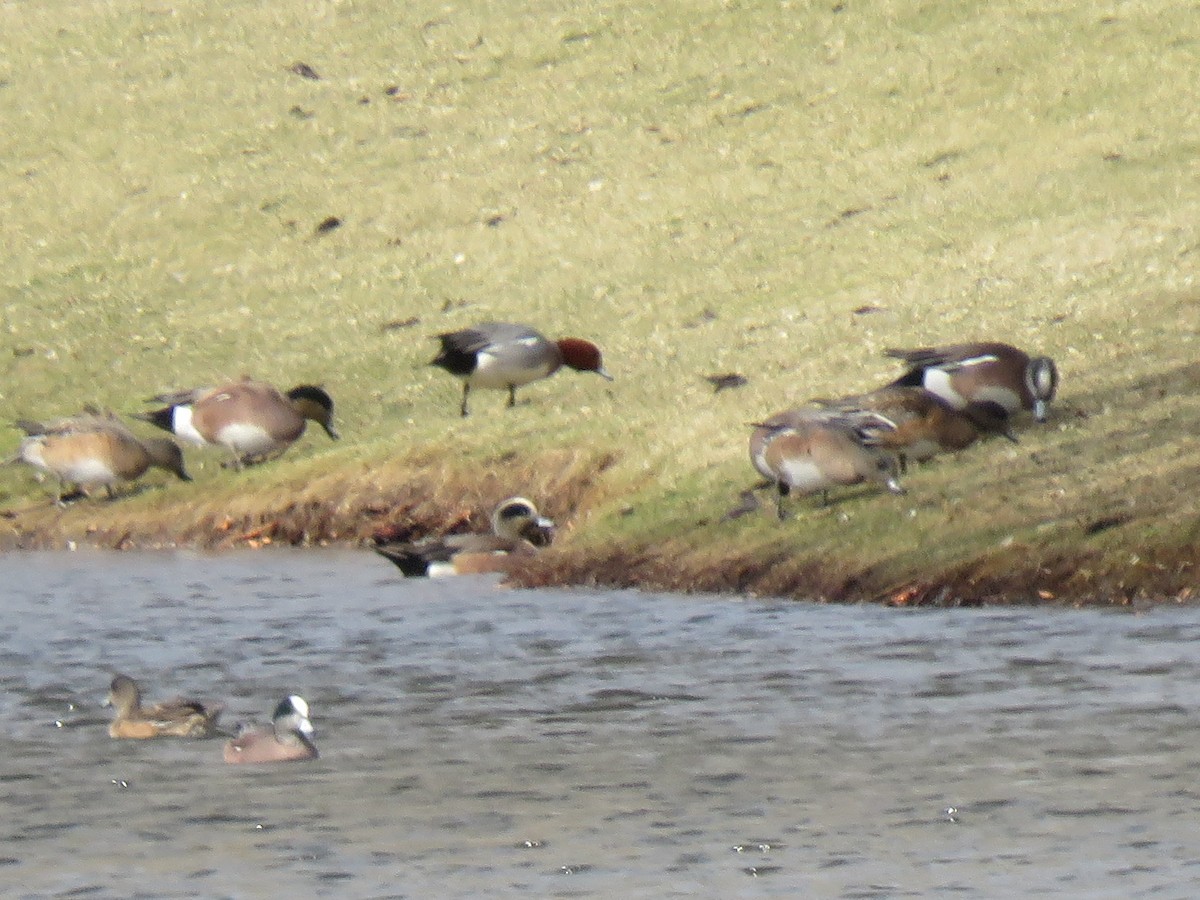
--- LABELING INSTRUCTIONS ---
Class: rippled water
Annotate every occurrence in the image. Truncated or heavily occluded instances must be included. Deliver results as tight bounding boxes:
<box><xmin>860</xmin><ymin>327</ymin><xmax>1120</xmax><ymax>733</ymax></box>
<box><xmin>1</xmin><ymin>550</ymin><xmax>1198</xmax><ymax>897</ymax></box>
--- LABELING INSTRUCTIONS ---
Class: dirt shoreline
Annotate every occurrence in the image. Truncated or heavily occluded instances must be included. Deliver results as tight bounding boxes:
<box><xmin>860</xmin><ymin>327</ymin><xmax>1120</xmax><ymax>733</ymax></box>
<box><xmin>2</xmin><ymin>469</ymin><xmax>1195</xmax><ymax>608</ymax></box>
<box><xmin>516</xmin><ymin>541</ymin><xmax>1199</xmax><ymax>608</ymax></box>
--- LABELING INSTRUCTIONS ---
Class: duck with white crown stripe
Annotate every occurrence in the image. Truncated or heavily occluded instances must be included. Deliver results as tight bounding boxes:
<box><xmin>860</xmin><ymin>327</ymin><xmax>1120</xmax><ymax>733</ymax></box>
<box><xmin>223</xmin><ymin>695</ymin><xmax>318</xmax><ymax>764</ymax></box>
<box><xmin>884</xmin><ymin>342</ymin><xmax>1058</xmax><ymax>422</ymax></box>
<box><xmin>375</xmin><ymin>496</ymin><xmax>555</xmax><ymax>577</ymax></box>
<box><xmin>883</xmin><ymin>340</ymin><xmax>1060</xmax><ymax>422</ymax></box>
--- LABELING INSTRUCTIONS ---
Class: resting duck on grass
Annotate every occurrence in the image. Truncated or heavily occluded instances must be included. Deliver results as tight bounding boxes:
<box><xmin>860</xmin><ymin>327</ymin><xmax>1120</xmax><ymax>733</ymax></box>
<box><xmin>814</xmin><ymin>385</ymin><xmax>1017</xmax><ymax>470</ymax></box>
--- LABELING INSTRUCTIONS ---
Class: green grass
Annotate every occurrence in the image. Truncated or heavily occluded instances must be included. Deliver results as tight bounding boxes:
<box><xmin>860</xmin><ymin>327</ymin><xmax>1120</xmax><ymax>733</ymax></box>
<box><xmin>2</xmin><ymin>0</ymin><xmax>1198</xmax><ymax>601</ymax></box>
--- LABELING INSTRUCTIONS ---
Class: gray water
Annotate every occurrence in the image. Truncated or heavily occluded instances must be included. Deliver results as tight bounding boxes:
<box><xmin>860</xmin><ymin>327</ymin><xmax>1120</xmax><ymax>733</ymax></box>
<box><xmin>0</xmin><ymin>550</ymin><xmax>1198</xmax><ymax>898</ymax></box>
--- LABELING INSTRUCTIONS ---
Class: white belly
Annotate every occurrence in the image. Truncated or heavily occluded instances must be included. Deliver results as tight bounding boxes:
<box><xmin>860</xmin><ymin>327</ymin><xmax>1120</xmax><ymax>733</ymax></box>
<box><xmin>20</xmin><ymin>439</ymin><xmax>119</xmax><ymax>485</ymax></box>
<box><xmin>61</xmin><ymin>458</ymin><xmax>120</xmax><ymax>485</ymax></box>
<box><xmin>214</xmin><ymin>422</ymin><xmax>281</xmax><ymax>456</ymax></box>
<box><xmin>469</xmin><ymin>347</ymin><xmax>555</xmax><ymax>390</ymax></box>
<box><xmin>777</xmin><ymin>458</ymin><xmax>831</xmax><ymax>494</ymax></box>
<box><xmin>19</xmin><ymin>441</ymin><xmax>118</xmax><ymax>484</ymax></box>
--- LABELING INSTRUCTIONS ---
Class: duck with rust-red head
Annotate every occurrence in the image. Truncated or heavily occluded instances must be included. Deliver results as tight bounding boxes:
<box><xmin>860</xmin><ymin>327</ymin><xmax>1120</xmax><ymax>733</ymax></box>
<box><xmin>431</xmin><ymin>322</ymin><xmax>611</xmax><ymax>417</ymax></box>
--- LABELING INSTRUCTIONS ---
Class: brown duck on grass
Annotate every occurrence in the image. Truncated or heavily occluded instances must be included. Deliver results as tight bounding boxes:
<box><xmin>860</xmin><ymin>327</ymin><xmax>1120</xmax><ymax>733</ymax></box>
<box><xmin>8</xmin><ymin>409</ymin><xmax>190</xmax><ymax>505</ymax></box>
<box><xmin>749</xmin><ymin>407</ymin><xmax>905</xmax><ymax>519</ymax></box>
<box><xmin>138</xmin><ymin>377</ymin><xmax>338</xmax><ymax>469</ymax></box>
<box><xmin>884</xmin><ymin>342</ymin><xmax>1059</xmax><ymax>423</ymax></box>
<box><xmin>814</xmin><ymin>385</ymin><xmax>1017</xmax><ymax>471</ymax></box>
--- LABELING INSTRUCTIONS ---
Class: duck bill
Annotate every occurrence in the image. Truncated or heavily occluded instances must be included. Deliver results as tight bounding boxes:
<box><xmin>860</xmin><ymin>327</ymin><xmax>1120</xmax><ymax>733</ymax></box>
<box><xmin>522</xmin><ymin>517</ymin><xmax>556</xmax><ymax>547</ymax></box>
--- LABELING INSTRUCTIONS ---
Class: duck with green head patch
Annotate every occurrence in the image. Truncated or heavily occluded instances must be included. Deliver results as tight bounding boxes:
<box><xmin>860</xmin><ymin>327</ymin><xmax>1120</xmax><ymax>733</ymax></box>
<box><xmin>138</xmin><ymin>377</ymin><xmax>338</xmax><ymax>469</ymax></box>
<box><xmin>223</xmin><ymin>695</ymin><xmax>318</xmax><ymax>764</ymax></box>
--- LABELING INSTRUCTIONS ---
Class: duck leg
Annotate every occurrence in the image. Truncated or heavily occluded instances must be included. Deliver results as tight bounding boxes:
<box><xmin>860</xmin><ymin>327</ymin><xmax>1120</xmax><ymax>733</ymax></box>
<box><xmin>506</xmin><ymin>384</ymin><xmax>518</xmax><ymax>408</ymax></box>
<box><xmin>56</xmin><ymin>481</ymin><xmax>87</xmax><ymax>506</ymax></box>
<box><xmin>775</xmin><ymin>482</ymin><xmax>790</xmax><ymax>521</ymax></box>
<box><xmin>460</xmin><ymin>383</ymin><xmax>471</xmax><ymax>418</ymax></box>
<box><xmin>237</xmin><ymin>448</ymin><xmax>287</xmax><ymax>468</ymax></box>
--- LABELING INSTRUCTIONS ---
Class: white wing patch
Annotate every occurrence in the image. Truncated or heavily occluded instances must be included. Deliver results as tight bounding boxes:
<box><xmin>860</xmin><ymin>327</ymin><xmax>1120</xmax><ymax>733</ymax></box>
<box><xmin>953</xmin><ymin>354</ymin><xmax>1000</xmax><ymax>369</ymax></box>
<box><xmin>921</xmin><ymin>369</ymin><xmax>966</xmax><ymax>408</ymax></box>
<box><xmin>171</xmin><ymin>406</ymin><xmax>207</xmax><ymax>446</ymax></box>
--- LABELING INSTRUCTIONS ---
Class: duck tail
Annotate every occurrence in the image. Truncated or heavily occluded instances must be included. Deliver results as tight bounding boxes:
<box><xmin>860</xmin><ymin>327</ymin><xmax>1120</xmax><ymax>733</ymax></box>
<box><xmin>133</xmin><ymin>406</ymin><xmax>176</xmax><ymax>434</ymax></box>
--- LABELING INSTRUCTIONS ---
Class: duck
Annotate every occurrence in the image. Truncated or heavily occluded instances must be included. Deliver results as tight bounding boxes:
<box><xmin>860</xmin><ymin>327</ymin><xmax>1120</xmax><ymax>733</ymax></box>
<box><xmin>223</xmin><ymin>695</ymin><xmax>318</xmax><ymax>764</ymax></box>
<box><xmin>138</xmin><ymin>377</ymin><xmax>339</xmax><ymax>469</ymax></box>
<box><xmin>884</xmin><ymin>342</ymin><xmax>1059</xmax><ymax>422</ymax></box>
<box><xmin>430</xmin><ymin>322</ymin><xmax>612</xmax><ymax>416</ymax></box>
<box><xmin>9</xmin><ymin>410</ymin><xmax>190</xmax><ymax>503</ymax></box>
<box><xmin>816</xmin><ymin>385</ymin><xmax>1017</xmax><ymax>469</ymax></box>
<box><xmin>749</xmin><ymin>407</ymin><xmax>904</xmax><ymax>519</ymax></box>
<box><xmin>375</xmin><ymin>496</ymin><xmax>556</xmax><ymax>577</ymax></box>
<box><xmin>103</xmin><ymin>673</ymin><xmax>224</xmax><ymax>739</ymax></box>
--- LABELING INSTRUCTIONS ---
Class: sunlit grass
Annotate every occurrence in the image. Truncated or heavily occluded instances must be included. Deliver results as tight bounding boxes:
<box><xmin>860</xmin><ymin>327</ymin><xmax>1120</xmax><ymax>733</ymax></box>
<box><xmin>1</xmin><ymin>0</ymin><xmax>1198</xmax><ymax>597</ymax></box>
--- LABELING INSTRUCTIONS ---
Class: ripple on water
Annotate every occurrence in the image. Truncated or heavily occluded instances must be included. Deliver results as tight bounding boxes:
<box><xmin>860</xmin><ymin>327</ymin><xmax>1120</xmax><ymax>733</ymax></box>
<box><xmin>0</xmin><ymin>553</ymin><xmax>1197</xmax><ymax>896</ymax></box>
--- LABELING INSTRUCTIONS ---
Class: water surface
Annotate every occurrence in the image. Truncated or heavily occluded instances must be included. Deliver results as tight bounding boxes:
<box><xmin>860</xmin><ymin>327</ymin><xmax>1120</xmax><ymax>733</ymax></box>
<box><xmin>1</xmin><ymin>550</ymin><xmax>1198</xmax><ymax>897</ymax></box>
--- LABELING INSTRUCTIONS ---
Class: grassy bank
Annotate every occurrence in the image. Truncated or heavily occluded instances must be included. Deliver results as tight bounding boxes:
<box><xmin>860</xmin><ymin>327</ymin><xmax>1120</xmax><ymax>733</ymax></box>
<box><xmin>2</xmin><ymin>0</ymin><xmax>1198</xmax><ymax>604</ymax></box>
